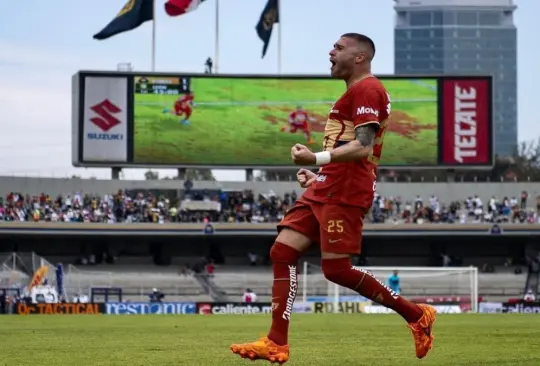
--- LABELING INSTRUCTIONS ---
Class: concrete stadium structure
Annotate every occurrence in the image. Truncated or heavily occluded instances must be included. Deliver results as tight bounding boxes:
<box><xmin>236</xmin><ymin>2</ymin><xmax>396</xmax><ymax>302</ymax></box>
<box><xmin>0</xmin><ymin>176</ymin><xmax>538</xmax><ymax>204</ymax></box>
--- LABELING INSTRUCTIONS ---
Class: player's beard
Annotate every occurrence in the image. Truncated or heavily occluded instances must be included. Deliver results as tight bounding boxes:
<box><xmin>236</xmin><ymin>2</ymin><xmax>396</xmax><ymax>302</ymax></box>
<box><xmin>330</xmin><ymin>62</ymin><xmax>350</xmax><ymax>80</ymax></box>
<box><xmin>330</xmin><ymin>63</ymin><xmax>338</xmax><ymax>78</ymax></box>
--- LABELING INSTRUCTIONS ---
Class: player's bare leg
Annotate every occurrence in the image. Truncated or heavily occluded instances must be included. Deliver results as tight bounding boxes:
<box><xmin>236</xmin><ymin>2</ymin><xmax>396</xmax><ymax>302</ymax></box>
<box><xmin>230</xmin><ymin>229</ymin><xmax>312</xmax><ymax>364</ymax></box>
<box><xmin>321</xmin><ymin>252</ymin><xmax>436</xmax><ymax>359</ymax></box>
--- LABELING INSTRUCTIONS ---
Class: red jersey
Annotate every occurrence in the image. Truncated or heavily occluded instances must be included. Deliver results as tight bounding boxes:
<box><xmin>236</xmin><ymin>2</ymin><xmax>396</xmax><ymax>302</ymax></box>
<box><xmin>177</xmin><ymin>94</ymin><xmax>194</xmax><ymax>104</ymax></box>
<box><xmin>289</xmin><ymin>111</ymin><xmax>309</xmax><ymax>126</ymax></box>
<box><xmin>302</xmin><ymin>77</ymin><xmax>390</xmax><ymax>208</ymax></box>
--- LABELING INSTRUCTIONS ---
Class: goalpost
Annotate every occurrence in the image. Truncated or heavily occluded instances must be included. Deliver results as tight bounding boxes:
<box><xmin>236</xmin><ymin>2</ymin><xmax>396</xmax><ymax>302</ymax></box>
<box><xmin>301</xmin><ymin>262</ymin><xmax>479</xmax><ymax>313</ymax></box>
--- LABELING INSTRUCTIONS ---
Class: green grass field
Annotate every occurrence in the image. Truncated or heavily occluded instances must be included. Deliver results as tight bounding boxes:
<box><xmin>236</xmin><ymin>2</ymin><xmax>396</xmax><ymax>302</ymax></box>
<box><xmin>134</xmin><ymin>78</ymin><xmax>438</xmax><ymax>166</ymax></box>
<box><xmin>3</xmin><ymin>314</ymin><xmax>540</xmax><ymax>365</ymax></box>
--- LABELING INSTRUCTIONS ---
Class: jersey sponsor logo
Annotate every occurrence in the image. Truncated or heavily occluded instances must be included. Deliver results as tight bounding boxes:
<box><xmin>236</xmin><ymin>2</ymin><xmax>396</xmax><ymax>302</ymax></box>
<box><xmin>282</xmin><ymin>265</ymin><xmax>298</xmax><ymax>321</ymax></box>
<box><xmin>328</xmin><ymin>238</ymin><xmax>342</xmax><ymax>244</ymax></box>
<box><xmin>453</xmin><ymin>85</ymin><xmax>478</xmax><ymax>163</ymax></box>
<box><xmin>315</xmin><ymin>174</ymin><xmax>327</xmax><ymax>182</ymax></box>
<box><xmin>356</xmin><ymin>106</ymin><xmax>379</xmax><ymax>117</ymax></box>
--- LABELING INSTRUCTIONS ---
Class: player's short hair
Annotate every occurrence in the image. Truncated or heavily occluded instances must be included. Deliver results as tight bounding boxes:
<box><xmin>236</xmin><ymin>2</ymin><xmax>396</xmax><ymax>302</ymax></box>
<box><xmin>341</xmin><ymin>33</ymin><xmax>376</xmax><ymax>59</ymax></box>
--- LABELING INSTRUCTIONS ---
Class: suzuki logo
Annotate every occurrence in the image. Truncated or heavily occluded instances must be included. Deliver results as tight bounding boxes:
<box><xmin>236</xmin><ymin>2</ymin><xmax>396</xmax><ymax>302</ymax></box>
<box><xmin>89</xmin><ymin>99</ymin><xmax>121</xmax><ymax>132</ymax></box>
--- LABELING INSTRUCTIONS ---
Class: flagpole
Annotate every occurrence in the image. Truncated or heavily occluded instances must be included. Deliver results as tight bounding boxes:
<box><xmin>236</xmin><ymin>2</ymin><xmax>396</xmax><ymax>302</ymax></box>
<box><xmin>214</xmin><ymin>0</ymin><xmax>220</xmax><ymax>74</ymax></box>
<box><xmin>277</xmin><ymin>0</ymin><xmax>282</xmax><ymax>74</ymax></box>
<box><xmin>151</xmin><ymin>0</ymin><xmax>157</xmax><ymax>71</ymax></box>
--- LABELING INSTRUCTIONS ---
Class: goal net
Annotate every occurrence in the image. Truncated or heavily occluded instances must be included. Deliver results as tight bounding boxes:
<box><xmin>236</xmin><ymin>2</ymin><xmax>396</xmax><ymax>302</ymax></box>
<box><xmin>301</xmin><ymin>262</ymin><xmax>478</xmax><ymax>313</ymax></box>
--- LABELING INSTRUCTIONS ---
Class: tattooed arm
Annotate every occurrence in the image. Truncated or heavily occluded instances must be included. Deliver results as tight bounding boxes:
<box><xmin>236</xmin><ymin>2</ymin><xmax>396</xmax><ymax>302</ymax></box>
<box><xmin>328</xmin><ymin>123</ymin><xmax>378</xmax><ymax>163</ymax></box>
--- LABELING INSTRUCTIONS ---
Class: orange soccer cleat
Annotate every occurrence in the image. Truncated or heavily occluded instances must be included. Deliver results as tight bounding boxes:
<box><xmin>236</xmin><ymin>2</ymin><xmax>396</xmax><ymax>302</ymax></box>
<box><xmin>280</xmin><ymin>127</ymin><xmax>287</xmax><ymax>132</ymax></box>
<box><xmin>230</xmin><ymin>336</ymin><xmax>290</xmax><ymax>364</ymax></box>
<box><xmin>408</xmin><ymin>304</ymin><xmax>437</xmax><ymax>359</ymax></box>
<box><xmin>307</xmin><ymin>138</ymin><xmax>315</xmax><ymax>144</ymax></box>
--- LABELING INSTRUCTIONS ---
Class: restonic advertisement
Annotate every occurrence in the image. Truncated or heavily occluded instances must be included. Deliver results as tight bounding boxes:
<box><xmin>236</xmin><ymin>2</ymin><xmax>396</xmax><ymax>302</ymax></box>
<box><xmin>73</xmin><ymin>72</ymin><xmax>492</xmax><ymax>168</ymax></box>
<box><xmin>106</xmin><ymin>302</ymin><xmax>197</xmax><ymax>315</ymax></box>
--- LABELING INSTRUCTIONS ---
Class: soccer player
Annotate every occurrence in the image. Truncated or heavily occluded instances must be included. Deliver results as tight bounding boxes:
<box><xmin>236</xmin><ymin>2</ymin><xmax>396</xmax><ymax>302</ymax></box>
<box><xmin>387</xmin><ymin>270</ymin><xmax>401</xmax><ymax>295</ymax></box>
<box><xmin>163</xmin><ymin>92</ymin><xmax>194</xmax><ymax>125</ymax></box>
<box><xmin>281</xmin><ymin>106</ymin><xmax>314</xmax><ymax>144</ymax></box>
<box><xmin>230</xmin><ymin>33</ymin><xmax>436</xmax><ymax>364</ymax></box>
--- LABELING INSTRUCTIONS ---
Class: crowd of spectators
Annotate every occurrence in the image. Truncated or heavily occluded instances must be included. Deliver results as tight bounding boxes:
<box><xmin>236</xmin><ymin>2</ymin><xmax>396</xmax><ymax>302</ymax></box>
<box><xmin>0</xmin><ymin>189</ymin><xmax>538</xmax><ymax>224</ymax></box>
<box><xmin>372</xmin><ymin>191</ymin><xmax>540</xmax><ymax>224</ymax></box>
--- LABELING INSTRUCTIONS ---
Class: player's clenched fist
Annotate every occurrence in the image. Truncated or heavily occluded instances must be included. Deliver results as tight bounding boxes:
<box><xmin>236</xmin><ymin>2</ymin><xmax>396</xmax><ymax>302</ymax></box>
<box><xmin>291</xmin><ymin>144</ymin><xmax>316</xmax><ymax>165</ymax></box>
<box><xmin>296</xmin><ymin>168</ymin><xmax>317</xmax><ymax>188</ymax></box>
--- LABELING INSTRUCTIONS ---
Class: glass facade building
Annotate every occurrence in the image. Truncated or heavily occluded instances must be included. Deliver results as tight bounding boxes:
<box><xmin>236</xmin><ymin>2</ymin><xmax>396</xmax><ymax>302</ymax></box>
<box><xmin>394</xmin><ymin>0</ymin><xmax>517</xmax><ymax>156</ymax></box>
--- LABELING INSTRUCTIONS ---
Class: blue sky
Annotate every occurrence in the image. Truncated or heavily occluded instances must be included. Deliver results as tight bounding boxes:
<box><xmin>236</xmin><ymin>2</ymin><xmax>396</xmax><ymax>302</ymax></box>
<box><xmin>0</xmin><ymin>0</ymin><xmax>537</xmax><ymax>180</ymax></box>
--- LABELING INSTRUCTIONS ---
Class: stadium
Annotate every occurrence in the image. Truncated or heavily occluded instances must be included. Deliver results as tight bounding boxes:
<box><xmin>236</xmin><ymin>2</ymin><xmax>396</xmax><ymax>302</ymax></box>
<box><xmin>2</xmin><ymin>0</ymin><xmax>540</xmax><ymax>365</ymax></box>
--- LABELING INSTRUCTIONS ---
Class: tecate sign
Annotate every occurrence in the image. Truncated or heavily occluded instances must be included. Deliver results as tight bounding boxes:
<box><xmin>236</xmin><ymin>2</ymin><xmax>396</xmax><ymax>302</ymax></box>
<box><xmin>106</xmin><ymin>302</ymin><xmax>196</xmax><ymax>315</ymax></box>
<box><xmin>441</xmin><ymin>78</ymin><xmax>491</xmax><ymax>165</ymax></box>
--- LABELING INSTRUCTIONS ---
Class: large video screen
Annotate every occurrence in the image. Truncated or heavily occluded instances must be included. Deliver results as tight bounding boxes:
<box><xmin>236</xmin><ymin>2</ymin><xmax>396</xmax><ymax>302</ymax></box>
<box><xmin>132</xmin><ymin>76</ymin><xmax>439</xmax><ymax>166</ymax></box>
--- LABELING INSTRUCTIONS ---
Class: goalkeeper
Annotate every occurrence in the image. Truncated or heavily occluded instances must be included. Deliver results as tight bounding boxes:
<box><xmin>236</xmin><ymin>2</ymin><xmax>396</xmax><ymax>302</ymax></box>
<box><xmin>387</xmin><ymin>270</ymin><xmax>401</xmax><ymax>295</ymax></box>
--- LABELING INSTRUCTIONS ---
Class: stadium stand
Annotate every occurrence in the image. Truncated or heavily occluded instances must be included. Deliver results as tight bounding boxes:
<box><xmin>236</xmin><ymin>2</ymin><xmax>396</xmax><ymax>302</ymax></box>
<box><xmin>1</xmin><ymin>187</ymin><xmax>539</xmax><ymax>224</ymax></box>
<box><xmin>1</xmin><ymin>179</ymin><xmax>538</xmax><ymax>306</ymax></box>
<box><xmin>1</xmin><ymin>253</ymin><xmax>527</xmax><ymax>303</ymax></box>
<box><xmin>0</xmin><ymin>176</ymin><xmax>540</xmax><ymax>204</ymax></box>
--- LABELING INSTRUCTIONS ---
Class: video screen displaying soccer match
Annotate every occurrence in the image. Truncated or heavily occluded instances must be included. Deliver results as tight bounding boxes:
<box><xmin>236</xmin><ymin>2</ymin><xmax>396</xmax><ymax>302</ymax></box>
<box><xmin>132</xmin><ymin>75</ymin><xmax>439</xmax><ymax>166</ymax></box>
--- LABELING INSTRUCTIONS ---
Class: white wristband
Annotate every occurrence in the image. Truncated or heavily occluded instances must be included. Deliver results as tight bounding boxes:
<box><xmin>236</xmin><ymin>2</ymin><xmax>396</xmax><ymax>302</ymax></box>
<box><xmin>314</xmin><ymin>151</ymin><xmax>331</xmax><ymax>165</ymax></box>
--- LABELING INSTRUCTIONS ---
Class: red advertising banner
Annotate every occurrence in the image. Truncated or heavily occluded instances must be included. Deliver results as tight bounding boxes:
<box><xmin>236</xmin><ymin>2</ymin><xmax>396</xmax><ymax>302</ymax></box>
<box><xmin>441</xmin><ymin>78</ymin><xmax>492</xmax><ymax>165</ymax></box>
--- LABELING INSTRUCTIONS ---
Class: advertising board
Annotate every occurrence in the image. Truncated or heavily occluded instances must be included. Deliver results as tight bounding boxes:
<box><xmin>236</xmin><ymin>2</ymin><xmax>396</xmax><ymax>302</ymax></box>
<box><xmin>312</xmin><ymin>302</ymin><xmax>465</xmax><ymax>314</ymax></box>
<box><xmin>105</xmin><ymin>302</ymin><xmax>197</xmax><ymax>315</ymax></box>
<box><xmin>313</xmin><ymin>302</ymin><xmax>368</xmax><ymax>314</ymax></box>
<box><xmin>197</xmin><ymin>302</ymin><xmax>273</xmax><ymax>315</ymax></box>
<box><xmin>363</xmin><ymin>304</ymin><xmax>463</xmax><ymax>314</ymax></box>
<box><xmin>502</xmin><ymin>302</ymin><xmax>540</xmax><ymax>313</ymax></box>
<box><xmin>16</xmin><ymin>303</ymin><xmax>104</xmax><ymax>315</ymax></box>
<box><xmin>72</xmin><ymin>72</ymin><xmax>493</xmax><ymax>169</ymax></box>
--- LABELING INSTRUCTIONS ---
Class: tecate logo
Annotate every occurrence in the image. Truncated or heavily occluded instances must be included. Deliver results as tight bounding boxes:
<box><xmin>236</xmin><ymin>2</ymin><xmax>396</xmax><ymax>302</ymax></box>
<box><xmin>89</xmin><ymin>99</ymin><xmax>122</xmax><ymax>132</ymax></box>
<box><xmin>453</xmin><ymin>85</ymin><xmax>478</xmax><ymax>163</ymax></box>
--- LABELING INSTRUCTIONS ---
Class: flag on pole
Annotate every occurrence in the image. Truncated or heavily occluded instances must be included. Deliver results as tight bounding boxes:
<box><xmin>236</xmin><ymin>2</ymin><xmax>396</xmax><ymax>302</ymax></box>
<box><xmin>165</xmin><ymin>0</ymin><xmax>207</xmax><ymax>16</ymax></box>
<box><xmin>93</xmin><ymin>0</ymin><xmax>154</xmax><ymax>40</ymax></box>
<box><xmin>28</xmin><ymin>266</ymin><xmax>48</xmax><ymax>292</ymax></box>
<box><xmin>256</xmin><ymin>0</ymin><xmax>279</xmax><ymax>58</ymax></box>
